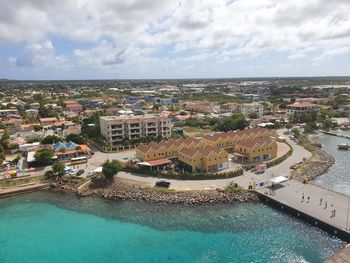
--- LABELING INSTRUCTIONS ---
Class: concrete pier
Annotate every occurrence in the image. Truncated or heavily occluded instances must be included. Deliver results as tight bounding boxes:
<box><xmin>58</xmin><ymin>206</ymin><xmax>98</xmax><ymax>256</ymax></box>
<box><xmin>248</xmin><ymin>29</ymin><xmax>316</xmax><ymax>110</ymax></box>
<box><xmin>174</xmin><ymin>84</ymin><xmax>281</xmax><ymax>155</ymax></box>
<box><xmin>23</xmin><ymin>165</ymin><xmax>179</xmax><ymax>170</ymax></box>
<box><xmin>0</xmin><ymin>183</ymin><xmax>50</xmax><ymax>198</ymax></box>
<box><xmin>255</xmin><ymin>180</ymin><xmax>350</xmax><ymax>241</ymax></box>
<box><xmin>321</xmin><ymin>130</ymin><xmax>350</xmax><ymax>140</ymax></box>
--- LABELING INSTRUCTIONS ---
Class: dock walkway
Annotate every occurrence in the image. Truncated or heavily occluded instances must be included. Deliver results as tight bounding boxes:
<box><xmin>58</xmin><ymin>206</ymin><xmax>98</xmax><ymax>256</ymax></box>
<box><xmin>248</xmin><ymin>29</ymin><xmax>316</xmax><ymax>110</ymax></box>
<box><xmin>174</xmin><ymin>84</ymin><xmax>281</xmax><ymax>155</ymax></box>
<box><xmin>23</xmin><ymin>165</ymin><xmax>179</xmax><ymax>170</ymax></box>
<box><xmin>0</xmin><ymin>182</ymin><xmax>50</xmax><ymax>198</ymax></box>
<box><xmin>255</xmin><ymin>180</ymin><xmax>350</xmax><ymax>240</ymax></box>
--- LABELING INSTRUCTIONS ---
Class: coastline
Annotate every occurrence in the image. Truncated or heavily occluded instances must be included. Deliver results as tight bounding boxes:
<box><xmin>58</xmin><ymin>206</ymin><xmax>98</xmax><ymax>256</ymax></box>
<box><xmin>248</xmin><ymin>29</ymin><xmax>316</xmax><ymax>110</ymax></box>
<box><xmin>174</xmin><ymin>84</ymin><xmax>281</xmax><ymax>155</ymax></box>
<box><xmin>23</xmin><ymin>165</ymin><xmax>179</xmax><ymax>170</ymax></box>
<box><xmin>52</xmin><ymin>177</ymin><xmax>259</xmax><ymax>205</ymax></box>
<box><xmin>291</xmin><ymin>133</ymin><xmax>335</xmax><ymax>182</ymax></box>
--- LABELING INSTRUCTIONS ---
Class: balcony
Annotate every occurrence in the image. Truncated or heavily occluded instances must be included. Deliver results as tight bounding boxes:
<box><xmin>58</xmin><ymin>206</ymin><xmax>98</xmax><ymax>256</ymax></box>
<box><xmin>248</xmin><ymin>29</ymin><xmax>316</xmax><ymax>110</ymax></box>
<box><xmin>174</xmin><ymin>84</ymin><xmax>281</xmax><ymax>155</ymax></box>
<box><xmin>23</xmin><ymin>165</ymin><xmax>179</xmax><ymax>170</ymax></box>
<box><xmin>130</xmin><ymin>130</ymin><xmax>141</xmax><ymax>135</ymax></box>
<box><xmin>111</xmin><ymin>125</ymin><xmax>123</xmax><ymax>130</ymax></box>
<box><xmin>146</xmin><ymin>122</ymin><xmax>157</xmax><ymax>127</ymax></box>
<box><xmin>129</xmin><ymin>123</ymin><xmax>140</xmax><ymax>128</ymax></box>
<box><xmin>111</xmin><ymin>136</ymin><xmax>123</xmax><ymax>141</ymax></box>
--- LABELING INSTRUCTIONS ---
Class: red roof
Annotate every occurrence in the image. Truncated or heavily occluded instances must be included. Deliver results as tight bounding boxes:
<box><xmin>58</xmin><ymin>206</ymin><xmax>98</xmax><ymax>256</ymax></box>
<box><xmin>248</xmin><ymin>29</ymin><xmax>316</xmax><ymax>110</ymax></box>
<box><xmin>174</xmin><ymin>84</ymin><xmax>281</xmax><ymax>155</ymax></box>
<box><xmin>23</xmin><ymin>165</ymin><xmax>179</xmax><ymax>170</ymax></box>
<box><xmin>147</xmin><ymin>158</ymin><xmax>171</xmax><ymax>166</ymax></box>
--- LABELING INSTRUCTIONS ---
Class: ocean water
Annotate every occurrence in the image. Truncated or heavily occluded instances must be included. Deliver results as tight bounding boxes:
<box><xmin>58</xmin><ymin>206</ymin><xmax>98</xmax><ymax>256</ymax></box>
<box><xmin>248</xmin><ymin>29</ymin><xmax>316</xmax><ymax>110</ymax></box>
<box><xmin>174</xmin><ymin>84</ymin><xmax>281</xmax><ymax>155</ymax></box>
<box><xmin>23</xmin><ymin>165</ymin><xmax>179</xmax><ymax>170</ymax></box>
<box><xmin>0</xmin><ymin>192</ymin><xmax>345</xmax><ymax>263</ymax></box>
<box><xmin>313</xmin><ymin>132</ymin><xmax>350</xmax><ymax>196</ymax></box>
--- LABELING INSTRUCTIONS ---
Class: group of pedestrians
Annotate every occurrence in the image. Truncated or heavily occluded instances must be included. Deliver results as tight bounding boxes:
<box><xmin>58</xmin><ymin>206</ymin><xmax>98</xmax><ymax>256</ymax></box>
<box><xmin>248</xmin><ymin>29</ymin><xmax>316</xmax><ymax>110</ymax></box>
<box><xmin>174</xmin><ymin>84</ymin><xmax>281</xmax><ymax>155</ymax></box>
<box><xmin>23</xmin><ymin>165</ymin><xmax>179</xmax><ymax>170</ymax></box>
<box><xmin>301</xmin><ymin>193</ymin><xmax>336</xmax><ymax>218</ymax></box>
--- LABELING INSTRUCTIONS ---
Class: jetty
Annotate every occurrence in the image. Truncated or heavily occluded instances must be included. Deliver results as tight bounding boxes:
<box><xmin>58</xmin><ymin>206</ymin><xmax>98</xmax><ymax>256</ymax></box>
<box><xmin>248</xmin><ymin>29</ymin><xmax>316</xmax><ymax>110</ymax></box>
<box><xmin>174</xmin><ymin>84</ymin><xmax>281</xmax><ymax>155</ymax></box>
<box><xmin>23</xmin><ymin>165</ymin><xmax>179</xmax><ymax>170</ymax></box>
<box><xmin>255</xmin><ymin>180</ymin><xmax>350</xmax><ymax>242</ymax></box>
<box><xmin>321</xmin><ymin>130</ymin><xmax>350</xmax><ymax>140</ymax></box>
<box><xmin>0</xmin><ymin>182</ymin><xmax>50</xmax><ymax>198</ymax></box>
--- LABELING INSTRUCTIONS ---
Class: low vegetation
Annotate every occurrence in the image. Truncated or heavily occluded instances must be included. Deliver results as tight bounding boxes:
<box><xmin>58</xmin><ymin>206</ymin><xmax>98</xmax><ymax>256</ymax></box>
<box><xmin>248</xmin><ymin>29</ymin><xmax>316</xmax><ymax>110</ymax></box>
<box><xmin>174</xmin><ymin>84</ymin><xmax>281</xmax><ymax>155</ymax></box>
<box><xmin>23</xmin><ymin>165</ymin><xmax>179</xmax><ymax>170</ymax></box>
<box><xmin>123</xmin><ymin>167</ymin><xmax>243</xmax><ymax>180</ymax></box>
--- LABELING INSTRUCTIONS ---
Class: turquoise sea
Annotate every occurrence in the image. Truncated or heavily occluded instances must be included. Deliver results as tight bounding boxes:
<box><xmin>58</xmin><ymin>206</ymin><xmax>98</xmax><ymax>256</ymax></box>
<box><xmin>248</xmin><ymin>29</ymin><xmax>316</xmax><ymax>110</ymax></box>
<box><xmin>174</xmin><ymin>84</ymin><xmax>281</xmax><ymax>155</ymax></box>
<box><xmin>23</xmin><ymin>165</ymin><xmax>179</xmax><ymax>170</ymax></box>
<box><xmin>0</xmin><ymin>192</ymin><xmax>345</xmax><ymax>263</ymax></box>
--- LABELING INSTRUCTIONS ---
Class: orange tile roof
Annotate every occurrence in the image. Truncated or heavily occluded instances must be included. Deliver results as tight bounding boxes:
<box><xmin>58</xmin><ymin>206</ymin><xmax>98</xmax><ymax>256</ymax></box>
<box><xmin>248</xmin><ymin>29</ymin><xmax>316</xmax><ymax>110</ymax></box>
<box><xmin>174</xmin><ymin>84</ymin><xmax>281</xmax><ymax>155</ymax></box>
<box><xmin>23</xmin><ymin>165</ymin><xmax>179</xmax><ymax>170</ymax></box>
<box><xmin>287</xmin><ymin>103</ymin><xmax>318</xmax><ymax>108</ymax></box>
<box><xmin>236</xmin><ymin>138</ymin><xmax>275</xmax><ymax>148</ymax></box>
<box><xmin>40</xmin><ymin>117</ymin><xmax>58</xmax><ymax>122</ymax></box>
<box><xmin>63</xmin><ymin>100</ymin><xmax>77</xmax><ymax>105</ymax></box>
<box><xmin>147</xmin><ymin>158</ymin><xmax>171</xmax><ymax>166</ymax></box>
<box><xmin>54</xmin><ymin>144</ymin><xmax>89</xmax><ymax>156</ymax></box>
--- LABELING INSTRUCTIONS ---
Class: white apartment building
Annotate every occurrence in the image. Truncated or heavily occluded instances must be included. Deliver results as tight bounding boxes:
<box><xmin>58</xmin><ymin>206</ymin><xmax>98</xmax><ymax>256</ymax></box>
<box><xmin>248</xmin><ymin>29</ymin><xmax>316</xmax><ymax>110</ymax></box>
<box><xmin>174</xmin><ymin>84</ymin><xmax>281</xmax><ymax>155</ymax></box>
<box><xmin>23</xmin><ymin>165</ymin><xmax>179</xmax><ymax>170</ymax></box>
<box><xmin>100</xmin><ymin>114</ymin><xmax>172</xmax><ymax>145</ymax></box>
<box><xmin>286</xmin><ymin>103</ymin><xmax>319</xmax><ymax>120</ymax></box>
<box><xmin>238</xmin><ymin>103</ymin><xmax>264</xmax><ymax>118</ymax></box>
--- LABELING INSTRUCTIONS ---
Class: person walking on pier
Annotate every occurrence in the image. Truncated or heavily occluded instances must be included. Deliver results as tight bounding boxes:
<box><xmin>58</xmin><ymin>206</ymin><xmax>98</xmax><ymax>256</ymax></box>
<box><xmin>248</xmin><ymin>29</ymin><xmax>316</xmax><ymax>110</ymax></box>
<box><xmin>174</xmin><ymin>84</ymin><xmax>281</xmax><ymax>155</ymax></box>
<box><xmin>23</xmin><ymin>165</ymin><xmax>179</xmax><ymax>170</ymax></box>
<box><xmin>307</xmin><ymin>196</ymin><xmax>310</xmax><ymax>203</ymax></box>
<box><xmin>301</xmin><ymin>193</ymin><xmax>305</xmax><ymax>203</ymax></box>
<box><xmin>324</xmin><ymin>201</ymin><xmax>327</xmax><ymax>209</ymax></box>
<box><xmin>319</xmin><ymin>198</ymin><xmax>322</xmax><ymax>205</ymax></box>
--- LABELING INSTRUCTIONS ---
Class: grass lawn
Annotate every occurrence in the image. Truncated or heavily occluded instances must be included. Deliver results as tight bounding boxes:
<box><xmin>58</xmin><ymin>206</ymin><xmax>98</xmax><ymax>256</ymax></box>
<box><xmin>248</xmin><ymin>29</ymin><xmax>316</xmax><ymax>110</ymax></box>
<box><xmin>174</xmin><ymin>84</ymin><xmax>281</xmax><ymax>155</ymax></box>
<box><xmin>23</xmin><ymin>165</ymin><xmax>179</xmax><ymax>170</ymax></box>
<box><xmin>0</xmin><ymin>175</ymin><xmax>47</xmax><ymax>188</ymax></box>
<box><xmin>183</xmin><ymin>126</ymin><xmax>213</xmax><ymax>137</ymax></box>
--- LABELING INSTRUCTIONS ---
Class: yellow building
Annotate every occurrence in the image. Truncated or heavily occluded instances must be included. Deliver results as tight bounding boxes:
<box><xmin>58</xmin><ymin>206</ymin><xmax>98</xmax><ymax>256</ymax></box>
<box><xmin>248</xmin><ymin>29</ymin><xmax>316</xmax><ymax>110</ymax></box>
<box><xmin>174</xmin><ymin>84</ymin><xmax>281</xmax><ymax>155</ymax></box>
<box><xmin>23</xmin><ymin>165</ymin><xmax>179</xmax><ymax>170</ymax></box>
<box><xmin>234</xmin><ymin>138</ymin><xmax>277</xmax><ymax>163</ymax></box>
<box><xmin>177</xmin><ymin>145</ymin><xmax>228</xmax><ymax>173</ymax></box>
<box><xmin>204</xmin><ymin>128</ymin><xmax>277</xmax><ymax>152</ymax></box>
<box><xmin>135</xmin><ymin>128</ymin><xmax>278</xmax><ymax>171</ymax></box>
<box><xmin>136</xmin><ymin>137</ymin><xmax>206</xmax><ymax>161</ymax></box>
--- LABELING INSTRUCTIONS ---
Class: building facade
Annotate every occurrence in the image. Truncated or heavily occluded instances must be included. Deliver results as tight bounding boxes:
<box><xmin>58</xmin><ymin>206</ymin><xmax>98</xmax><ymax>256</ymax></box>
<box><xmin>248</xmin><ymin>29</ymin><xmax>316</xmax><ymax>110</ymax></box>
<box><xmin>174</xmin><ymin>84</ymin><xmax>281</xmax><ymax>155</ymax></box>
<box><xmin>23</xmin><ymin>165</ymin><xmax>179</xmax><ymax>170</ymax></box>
<box><xmin>177</xmin><ymin>145</ymin><xmax>228</xmax><ymax>173</ymax></box>
<box><xmin>234</xmin><ymin>138</ymin><xmax>277</xmax><ymax>163</ymax></box>
<box><xmin>238</xmin><ymin>103</ymin><xmax>264</xmax><ymax>118</ymax></box>
<box><xmin>286</xmin><ymin>102</ymin><xmax>319</xmax><ymax>121</ymax></box>
<box><xmin>100</xmin><ymin>114</ymin><xmax>172</xmax><ymax>145</ymax></box>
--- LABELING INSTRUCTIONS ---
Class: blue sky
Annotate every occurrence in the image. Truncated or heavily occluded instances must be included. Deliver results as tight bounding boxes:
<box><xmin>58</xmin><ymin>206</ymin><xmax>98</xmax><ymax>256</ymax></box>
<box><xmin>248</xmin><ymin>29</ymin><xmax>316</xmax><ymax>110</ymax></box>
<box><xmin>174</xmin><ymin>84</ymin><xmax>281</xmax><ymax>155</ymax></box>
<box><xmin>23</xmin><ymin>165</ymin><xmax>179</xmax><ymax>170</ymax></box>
<box><xmin>0</xmin><ymin>0</ymin><xmax>350</xmax><ymax>80</ymax></box>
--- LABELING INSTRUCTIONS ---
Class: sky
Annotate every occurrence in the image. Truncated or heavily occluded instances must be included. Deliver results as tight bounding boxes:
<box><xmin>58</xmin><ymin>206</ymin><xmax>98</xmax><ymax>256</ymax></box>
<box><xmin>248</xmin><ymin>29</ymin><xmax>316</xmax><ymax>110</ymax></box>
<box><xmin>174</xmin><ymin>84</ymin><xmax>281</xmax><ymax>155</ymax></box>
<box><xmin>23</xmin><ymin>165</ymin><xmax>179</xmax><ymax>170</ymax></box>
<box><xmin>0</xmin><ymin>0</ymin><xmax>350</xmax><ymax>80</ymax></box>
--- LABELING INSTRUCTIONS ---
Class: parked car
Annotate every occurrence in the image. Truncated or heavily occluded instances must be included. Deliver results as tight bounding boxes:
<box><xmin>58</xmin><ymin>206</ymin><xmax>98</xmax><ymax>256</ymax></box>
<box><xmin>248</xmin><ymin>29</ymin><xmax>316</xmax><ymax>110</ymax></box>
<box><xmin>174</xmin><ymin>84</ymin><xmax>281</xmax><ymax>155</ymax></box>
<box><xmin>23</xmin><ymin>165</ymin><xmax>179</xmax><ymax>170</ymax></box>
<box><xmin>76</xmin><ymin>169</ymin><xmax>85</xmax><ymax>176</ymax></box>
<box><xmin>155</xmin><ymin>180</ymin><xmax>171</xmax><ymax>188</ymax></box>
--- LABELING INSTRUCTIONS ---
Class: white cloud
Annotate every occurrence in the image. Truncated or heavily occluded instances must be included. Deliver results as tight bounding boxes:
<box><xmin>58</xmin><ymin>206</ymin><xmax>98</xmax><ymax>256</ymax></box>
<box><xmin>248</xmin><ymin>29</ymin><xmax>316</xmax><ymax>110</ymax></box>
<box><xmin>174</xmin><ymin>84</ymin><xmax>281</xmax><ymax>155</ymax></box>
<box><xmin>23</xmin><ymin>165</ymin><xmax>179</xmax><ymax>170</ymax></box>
<box><xmin>1</xmin><ymin>0</ymin><xmax>350</xmax><ymax>77</ymax></box>
<box><xmin>15</xmin><ymin>40</ymin><xmax>67</xmax><ymax>67</ymax></box>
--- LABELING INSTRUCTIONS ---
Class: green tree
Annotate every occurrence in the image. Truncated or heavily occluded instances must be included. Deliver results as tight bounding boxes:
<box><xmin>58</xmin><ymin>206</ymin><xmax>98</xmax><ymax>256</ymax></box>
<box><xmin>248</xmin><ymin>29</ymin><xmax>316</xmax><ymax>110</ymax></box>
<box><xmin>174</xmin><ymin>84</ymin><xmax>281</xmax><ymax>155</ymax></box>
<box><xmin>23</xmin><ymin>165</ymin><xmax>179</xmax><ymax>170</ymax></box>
<box><xmin>34</xmin><ymin>148</ymin><xmax>54</xmax><ymax>165</ymax></box>
<box><xmin>33</xmin><ymin>125</ymin><xmax>43</xmax><ymax>132</ymax></box>
<box><xmin>304</xmin><ymin>121</ymin><xmax>318</xmax><ymax>133</ymax></box>
<box><xmin>66</xmin><ymin>134</ymin><xmax>87</xmax><ymax>144</ymax></box>
<box><xmin>39</xmin><ymin>102</ymin><xmax>50</xmax><ymax>118</ymax></box>
<box><xmin>0</xmin><ymin>130</ymin><xmax>10</xmax><ymax>149</ymax></box>
<box><xmin>285</xmin><ymin>123</ymin><xmax>293</xmax><ymax>130</ymax></box>
<box><xmin>52</xmin><ymin>162</ymin><xmax>65</xmax><ymax>180</ymax></box>
<box><xmin>42</xmin><ymin>135</ymin><xmax>62</xmax><ymax>144</ymax></box>
<box><xmin>102</xmin><ymin>160</ymin><xmax>121</xmax><ymax>181</ymax></box>
<box><xmin>291</xmin><ymin>128</ymin><xmax>301</xmax><ymax>138</ymax></box>
<box><xmin>322</xmin><ymin>118</ymin><xmax>333</xmax><ymax>130</ymax></box>
<box><xmin>215</xmin><ymin>113</ymin><xmax>248</xmax><ymax>132</ymax></box>
<box><xmin>248</xmin><ymin>112</ymin><xmax>259</xmax><ymax>119</ymax></box>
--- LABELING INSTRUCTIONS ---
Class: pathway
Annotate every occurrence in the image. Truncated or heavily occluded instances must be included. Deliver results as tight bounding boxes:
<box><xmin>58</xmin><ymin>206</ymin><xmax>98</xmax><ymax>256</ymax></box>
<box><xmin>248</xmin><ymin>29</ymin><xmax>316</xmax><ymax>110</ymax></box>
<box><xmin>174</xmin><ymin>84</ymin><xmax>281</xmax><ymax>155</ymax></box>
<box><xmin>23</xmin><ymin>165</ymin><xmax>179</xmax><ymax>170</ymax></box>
<box><xmin>257</xmin><ymin>180</ymin><xmax>350</xmax><ymax>232</ymax></box>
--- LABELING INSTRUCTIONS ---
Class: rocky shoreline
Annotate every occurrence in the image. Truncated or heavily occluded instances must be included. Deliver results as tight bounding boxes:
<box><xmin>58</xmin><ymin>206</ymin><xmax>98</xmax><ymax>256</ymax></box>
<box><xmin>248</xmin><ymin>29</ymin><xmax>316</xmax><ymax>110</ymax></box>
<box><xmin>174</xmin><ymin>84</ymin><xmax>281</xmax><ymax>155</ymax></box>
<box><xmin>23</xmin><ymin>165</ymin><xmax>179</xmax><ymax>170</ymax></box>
<box><xmin>292</xmin><ymin>137</ymin><xmax>335</xmax><ymax>182</ymax></box>
<box><xmin>52</xmin><ymin>178</ymin><xmax>259</xmax><ymax>205</ymax></box>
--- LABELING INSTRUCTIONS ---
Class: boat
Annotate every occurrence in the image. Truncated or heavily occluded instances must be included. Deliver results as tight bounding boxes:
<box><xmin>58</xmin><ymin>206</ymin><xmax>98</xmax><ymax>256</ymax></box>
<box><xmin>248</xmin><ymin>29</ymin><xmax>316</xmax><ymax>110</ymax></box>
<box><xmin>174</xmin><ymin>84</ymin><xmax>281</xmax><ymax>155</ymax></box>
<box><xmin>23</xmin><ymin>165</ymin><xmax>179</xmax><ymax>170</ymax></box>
<box><xmin>337</xmin><ymin>143</ymin><xmax>350</xmax><ymax>150</ymax></box>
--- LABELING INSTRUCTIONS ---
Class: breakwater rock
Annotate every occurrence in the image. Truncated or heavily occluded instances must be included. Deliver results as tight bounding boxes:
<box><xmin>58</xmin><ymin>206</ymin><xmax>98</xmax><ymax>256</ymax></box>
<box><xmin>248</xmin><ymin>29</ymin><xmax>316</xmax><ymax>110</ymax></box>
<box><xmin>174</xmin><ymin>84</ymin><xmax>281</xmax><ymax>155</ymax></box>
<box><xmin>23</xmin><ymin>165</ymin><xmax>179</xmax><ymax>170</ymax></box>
<box><xmin>292</xmin><ymin>147</ymin><xmax>335</xmax><ymax>182</ymax></box>
<box><xmin>52</xmin><ymin>178</ymin><xmax>259</xmax><ymax>205</ymax></box>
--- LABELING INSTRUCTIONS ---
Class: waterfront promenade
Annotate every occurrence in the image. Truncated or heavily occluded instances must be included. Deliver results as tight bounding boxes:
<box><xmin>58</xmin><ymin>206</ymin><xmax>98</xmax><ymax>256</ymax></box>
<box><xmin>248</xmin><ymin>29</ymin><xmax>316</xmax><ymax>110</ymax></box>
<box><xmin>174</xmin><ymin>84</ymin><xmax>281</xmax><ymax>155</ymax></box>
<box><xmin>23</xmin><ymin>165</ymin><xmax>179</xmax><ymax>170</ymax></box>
<box><xmin>0</xmin><ymin>182</ymin><xmax>50</xmax><ymax>198</ymax></box>
<box><xmin>256</xmin><ymin>180</ymin><xmax>350</xmax><ymax>233</ymax></box>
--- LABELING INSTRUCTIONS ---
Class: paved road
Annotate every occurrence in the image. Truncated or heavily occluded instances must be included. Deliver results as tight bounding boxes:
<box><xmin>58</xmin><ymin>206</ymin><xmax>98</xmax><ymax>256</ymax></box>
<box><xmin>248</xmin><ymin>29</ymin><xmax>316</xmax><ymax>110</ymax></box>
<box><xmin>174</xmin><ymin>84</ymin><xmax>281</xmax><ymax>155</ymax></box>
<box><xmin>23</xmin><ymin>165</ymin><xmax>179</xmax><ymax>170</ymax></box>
<box><xmin>234</xmin><ymin>130</ymin><xmax>312</xmax><ymax>189</ymax></box>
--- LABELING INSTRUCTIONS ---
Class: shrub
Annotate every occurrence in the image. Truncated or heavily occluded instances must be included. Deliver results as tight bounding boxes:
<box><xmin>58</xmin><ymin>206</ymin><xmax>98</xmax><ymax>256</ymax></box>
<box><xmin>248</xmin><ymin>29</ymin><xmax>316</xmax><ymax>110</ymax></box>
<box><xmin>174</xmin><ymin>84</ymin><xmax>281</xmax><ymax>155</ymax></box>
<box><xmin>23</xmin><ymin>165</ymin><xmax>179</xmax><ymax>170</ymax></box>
<box><xmin>123</xmin><ymin>167</ymin><xmax>243</xmax><ymax>180</ymax></box>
